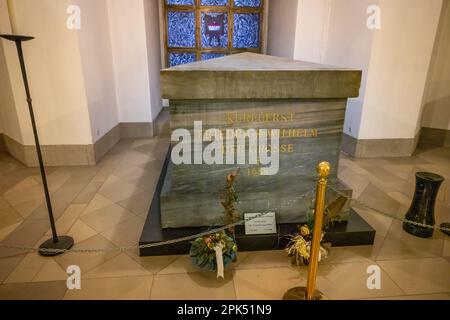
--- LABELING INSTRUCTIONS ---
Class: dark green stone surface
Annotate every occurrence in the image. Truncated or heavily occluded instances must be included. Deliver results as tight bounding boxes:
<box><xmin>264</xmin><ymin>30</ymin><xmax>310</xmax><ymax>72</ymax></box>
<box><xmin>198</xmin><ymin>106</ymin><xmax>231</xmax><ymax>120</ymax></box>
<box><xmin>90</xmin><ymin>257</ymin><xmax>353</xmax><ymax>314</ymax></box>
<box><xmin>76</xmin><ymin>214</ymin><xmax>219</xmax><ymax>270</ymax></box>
<box><xmin>161</xmin><ymin>99</ymin><xmax>353</xmax><ymax>228</ymax></box>
<box><xmin>159</xmin><ymin>53</ymin><xmax>362</xmax><ymax>229</ymax></box>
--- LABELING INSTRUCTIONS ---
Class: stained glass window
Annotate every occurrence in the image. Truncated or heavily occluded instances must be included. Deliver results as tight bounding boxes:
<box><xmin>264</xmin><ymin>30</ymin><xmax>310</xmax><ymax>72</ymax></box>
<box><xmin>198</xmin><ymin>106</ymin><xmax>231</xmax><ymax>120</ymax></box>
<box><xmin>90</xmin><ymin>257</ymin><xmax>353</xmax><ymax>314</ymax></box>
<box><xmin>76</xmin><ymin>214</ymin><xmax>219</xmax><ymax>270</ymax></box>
<box><xmin>201</xmin><ymin>0</ymin><xmax>227</xmax><ymax>6</ymax></box>
<box><xmin>169</xmin><ymin>52</ymin><xmax>197</xmax><ymax>67</ymax></box>
<box><xmin>201</xmin><ymin>53</ymin><xmax>226</xmax><ymax>60</ymax></box>
<box><xmin>201</xmin><ymin>12</ymin><xmax>228</xmax><ymax>48</ymax></box>
<box><xmin>165</xmin><ymin>0</ymin><xmax>264</xmax><ymax>66</ymax></box>
<box><xmin>166</xmin><ymin>0</ymin><xmax>195</xmax><ymax>5</ymax></box>
<box><xmin>167</xmin><ymin>11</ymin><xmax>196</xmax><ymax>48</ymax></box>
<box><xmin>233</xmin><ymin>13</ymin><xmax>260</xmax><ymax>48</ymax></box>
<box><xmin>234</xmin><ymin>0</ymin><xmax>261</xmax><ymax>7</ymax></box>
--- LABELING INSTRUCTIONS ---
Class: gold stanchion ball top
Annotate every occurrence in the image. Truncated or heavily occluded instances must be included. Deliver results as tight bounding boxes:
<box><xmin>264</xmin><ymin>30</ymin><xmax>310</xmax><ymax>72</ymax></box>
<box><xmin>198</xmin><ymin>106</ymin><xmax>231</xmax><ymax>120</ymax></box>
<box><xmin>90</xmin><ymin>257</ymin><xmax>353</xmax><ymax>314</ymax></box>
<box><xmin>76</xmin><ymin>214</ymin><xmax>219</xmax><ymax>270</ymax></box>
<box><xmin>317</xmin><ymin>162</ymin><xmax>331</xmax><ymax>178</ymax></box>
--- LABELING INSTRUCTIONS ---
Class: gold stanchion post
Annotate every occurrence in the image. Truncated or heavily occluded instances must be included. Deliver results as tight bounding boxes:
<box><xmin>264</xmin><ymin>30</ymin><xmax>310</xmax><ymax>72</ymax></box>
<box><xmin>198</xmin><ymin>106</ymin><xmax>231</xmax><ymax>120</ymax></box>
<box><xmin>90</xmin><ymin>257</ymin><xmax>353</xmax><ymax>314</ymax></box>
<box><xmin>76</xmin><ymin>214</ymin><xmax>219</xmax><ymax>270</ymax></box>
<box><xmin>283</xmin><ymin>162</ymin><xmax>330</xmax><ymax>300</ymax></box>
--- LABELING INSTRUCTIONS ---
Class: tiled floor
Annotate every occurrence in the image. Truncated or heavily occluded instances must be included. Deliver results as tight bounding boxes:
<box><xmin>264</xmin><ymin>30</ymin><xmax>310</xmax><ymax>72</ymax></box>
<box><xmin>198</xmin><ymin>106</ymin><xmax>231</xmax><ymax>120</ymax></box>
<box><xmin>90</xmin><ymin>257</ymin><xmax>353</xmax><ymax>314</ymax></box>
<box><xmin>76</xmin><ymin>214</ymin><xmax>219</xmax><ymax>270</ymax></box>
<box><xmin>0</xmin><ymin>136</ymin><xmax>449</xmax><ymax>300</ymax></box>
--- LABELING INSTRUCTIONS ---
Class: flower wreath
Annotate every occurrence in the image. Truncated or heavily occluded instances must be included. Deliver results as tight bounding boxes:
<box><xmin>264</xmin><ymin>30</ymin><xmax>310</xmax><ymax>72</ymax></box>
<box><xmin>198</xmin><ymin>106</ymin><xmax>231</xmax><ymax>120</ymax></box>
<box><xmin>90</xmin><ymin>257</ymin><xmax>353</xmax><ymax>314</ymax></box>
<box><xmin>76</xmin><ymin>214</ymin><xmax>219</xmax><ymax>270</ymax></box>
<box><xmin>190</xmin><ymin>231</ymin><xmax>237</xmax><ymax>277</ymax></box>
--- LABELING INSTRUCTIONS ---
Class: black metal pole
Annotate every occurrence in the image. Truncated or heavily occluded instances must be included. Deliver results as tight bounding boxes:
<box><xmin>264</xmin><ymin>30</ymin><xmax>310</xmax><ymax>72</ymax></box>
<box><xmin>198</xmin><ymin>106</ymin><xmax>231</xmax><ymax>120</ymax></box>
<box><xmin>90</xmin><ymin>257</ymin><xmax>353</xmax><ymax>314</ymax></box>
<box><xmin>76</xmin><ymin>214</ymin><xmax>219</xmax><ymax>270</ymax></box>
<box><xmin>1</xmin><ymin>34</ymin><xmax>74</xmax><ymax>256</ymax></box>
<box><xmin>15</xmin><ymin>39</ymin><xmax>58</xmax><ymax>243</ymax></box>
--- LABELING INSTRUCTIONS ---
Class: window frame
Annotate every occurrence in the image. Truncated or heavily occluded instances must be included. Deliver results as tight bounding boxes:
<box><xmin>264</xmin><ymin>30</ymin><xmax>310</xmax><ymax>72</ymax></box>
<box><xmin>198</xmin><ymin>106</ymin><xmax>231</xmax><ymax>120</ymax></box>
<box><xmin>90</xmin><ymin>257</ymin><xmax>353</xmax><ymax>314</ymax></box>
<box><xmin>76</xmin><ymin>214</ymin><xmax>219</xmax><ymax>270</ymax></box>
<box><xmin>163</xmin><ymin>0</ymin><xmax>265</xmax><ymax>67</ymax></box>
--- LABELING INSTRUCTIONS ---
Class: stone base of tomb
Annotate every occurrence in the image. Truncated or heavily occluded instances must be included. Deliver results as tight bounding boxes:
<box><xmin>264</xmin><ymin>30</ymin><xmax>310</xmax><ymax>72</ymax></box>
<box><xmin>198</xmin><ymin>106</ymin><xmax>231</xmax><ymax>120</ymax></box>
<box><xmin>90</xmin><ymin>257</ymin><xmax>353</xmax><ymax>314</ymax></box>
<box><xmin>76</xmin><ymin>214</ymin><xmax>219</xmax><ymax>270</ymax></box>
<box><xmin>139</xmin><ymin>149</ymin><xmax>375</xmax><ymax>256</ymax></box>
<box><xmin>160</xmin><ymin>161</ymin><xmax>354</xmax><ymax>228</ymax></box>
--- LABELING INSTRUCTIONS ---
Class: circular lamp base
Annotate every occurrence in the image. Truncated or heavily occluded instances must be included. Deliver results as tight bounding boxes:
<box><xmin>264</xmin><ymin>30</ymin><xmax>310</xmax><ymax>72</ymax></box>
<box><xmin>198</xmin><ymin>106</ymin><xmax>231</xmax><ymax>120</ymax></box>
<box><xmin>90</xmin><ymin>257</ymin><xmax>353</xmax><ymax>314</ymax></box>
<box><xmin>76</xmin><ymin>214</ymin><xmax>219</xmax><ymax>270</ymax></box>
<box><xmin>441</xmin><ymin>223</ymin><xmax>450</xmax><ymax>236</ymax></box>
<box><xmin>39</xmin><ymin>236</ymin><xmax>74</xmax><ymax>257</ymax></box>
<box><xmin>282</xmin><ymin>287</ymin><xmax>326</xmax><ymax>300</ymax></box>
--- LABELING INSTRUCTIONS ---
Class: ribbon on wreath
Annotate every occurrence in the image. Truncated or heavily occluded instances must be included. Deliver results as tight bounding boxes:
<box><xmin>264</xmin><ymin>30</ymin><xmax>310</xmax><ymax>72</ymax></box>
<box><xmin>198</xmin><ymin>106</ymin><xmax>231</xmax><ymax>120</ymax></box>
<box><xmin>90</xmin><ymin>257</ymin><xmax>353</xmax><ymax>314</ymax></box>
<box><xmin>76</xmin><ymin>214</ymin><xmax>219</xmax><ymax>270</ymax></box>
<box><xmin>214</xmin><ymin>242</ymin><xmax>225</xmax><ymax>279</ymax></box>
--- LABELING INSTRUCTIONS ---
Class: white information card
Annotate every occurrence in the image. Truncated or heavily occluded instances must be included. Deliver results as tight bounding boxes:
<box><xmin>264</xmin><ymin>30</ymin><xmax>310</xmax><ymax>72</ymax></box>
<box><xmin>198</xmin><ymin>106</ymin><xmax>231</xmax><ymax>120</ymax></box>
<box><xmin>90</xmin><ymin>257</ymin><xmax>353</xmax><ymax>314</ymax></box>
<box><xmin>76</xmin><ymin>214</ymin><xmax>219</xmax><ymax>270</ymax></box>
<box><xmin>244</xmin><ymin>212</ymin><xmax>277</xmax><ymax>235</ymax></box>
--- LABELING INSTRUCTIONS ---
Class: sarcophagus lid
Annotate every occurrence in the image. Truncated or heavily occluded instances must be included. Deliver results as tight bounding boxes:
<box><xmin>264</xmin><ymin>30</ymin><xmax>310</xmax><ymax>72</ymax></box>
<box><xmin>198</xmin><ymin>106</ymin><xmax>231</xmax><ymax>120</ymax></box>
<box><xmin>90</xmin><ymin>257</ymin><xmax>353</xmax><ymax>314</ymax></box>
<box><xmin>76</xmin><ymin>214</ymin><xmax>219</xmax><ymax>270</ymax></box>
<box><xmin>161</xmin><ymin>52</ymin><xmax>362</xmax><ymax>100</ymax></box>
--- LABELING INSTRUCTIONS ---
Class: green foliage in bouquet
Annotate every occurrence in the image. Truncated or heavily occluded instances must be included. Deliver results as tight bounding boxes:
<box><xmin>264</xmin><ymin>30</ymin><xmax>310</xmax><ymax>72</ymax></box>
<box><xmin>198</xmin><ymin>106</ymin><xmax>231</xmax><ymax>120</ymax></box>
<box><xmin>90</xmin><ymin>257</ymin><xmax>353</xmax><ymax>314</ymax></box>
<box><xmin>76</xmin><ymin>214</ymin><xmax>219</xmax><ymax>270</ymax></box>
<box><xmin>190</xmin><ymin>232</ymin><xmax>237</xmax><ymax>271</ymax></box>
<box><xmin>190</xmin><ymin>169</ymin><xmax>240</xmax><ymax>272</ymax></box>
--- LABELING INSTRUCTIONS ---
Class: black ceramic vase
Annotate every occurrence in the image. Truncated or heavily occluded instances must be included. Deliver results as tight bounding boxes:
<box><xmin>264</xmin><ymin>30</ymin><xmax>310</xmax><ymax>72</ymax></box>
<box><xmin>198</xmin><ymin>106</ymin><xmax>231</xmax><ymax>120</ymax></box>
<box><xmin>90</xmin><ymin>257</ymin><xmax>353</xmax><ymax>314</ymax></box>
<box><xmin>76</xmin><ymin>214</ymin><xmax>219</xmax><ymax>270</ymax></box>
<box><xmin>403</xmin><ymin>172</ymin><xmax>444</xmax><ymax>238</ymax></box>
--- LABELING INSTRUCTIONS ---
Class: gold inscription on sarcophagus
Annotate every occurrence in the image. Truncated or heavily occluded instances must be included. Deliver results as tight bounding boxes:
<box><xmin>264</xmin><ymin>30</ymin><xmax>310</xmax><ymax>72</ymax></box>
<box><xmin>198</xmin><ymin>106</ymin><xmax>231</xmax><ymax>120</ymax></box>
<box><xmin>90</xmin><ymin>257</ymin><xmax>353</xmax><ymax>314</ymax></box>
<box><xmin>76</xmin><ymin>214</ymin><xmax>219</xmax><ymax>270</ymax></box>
<box><xmin>280</xmin><ymin>128</ymin><xmax>318</xmax><ymax>138</ymax></box>
<box><xmin>221</xmin><ymin>144</ymin><xmax>295</xmax><ymax>155</ymax></box>
<box><xmin>201</xmin><ymin>128</ymin><xmax>318</xmax><ymax>140</ymax></box>
<box><xmin>222</xmin><ymin>112</ymin><xmax>318</xmax><ymax>176</ymax></box>
<box><xmin>226</xmin><ymin>112</ymin><xmax>295</xmax><ymax>124</ymax></box>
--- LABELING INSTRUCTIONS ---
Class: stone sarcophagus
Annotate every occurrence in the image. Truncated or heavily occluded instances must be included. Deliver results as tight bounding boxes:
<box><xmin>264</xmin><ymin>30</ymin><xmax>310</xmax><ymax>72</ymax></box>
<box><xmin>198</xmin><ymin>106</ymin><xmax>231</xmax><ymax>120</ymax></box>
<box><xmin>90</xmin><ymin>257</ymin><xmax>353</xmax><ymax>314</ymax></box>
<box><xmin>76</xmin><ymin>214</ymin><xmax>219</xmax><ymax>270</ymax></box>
<box><xmin>160</xmin><ymin>53</ymin><xmax>362</xmax><ymax>229</ymax></box>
